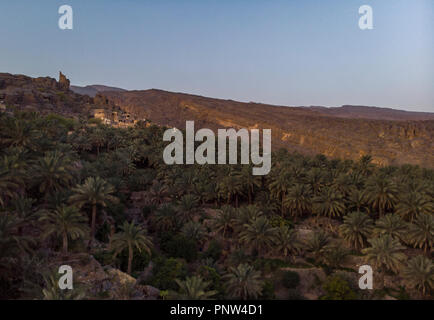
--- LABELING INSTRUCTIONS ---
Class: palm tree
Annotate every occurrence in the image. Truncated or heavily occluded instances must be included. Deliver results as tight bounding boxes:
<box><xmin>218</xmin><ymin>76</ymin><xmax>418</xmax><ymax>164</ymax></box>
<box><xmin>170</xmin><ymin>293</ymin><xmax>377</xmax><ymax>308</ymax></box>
<box><xmin>33</xmin><ymin>151</ymin><xmax>75</xmax><ymax>196</ymax></box>
<box><xmin>239</xmin><ymin>216</ymin><xmax>277</xmax><ymax>255</ymax></box>
<box><xmin>0</xmin><ymin>164</ymin><xmax>21</xmax><ymax>207</ymax></box>
<box><xmin>269</xmin><ymin>169</ymin><xmax>292</xmax><ymax>216</ymax></box>
<box><xmin>347</xmin><ymin>189</ymin><xmax>369</xmax><ymax>213</ymax></box>
<box><xmin>152</xmin><ymin>203</ymin><xmax>179</xmax><ymax>233</ymax></box>
<box><xmin>176</xmin><ymin>194</ymin><xmax>200</xmax><ymax>224</ymax></box>
<box><xmin>69</xmin><ymin>176</ymin><xmax>118</xmax><ymax>246</ymax></box>
<box><xmin>322</xmin><ymin>245</ymin><xmax>349</xmax><ymax>269</ymax></box>
<box><xmin>211</xmin><ymin>205</ymin><xmax>235</xmax><ymax>239</ymax></box>
<box><xmin>173</xmin><ymin>276</ymin><xmax>217</xmax><ymax>300</ymax></box>
<box><xmin>306</xmin><ymin>168</ymin><xmax>326</xmax><ymax>195</ymax></box>
<box><xmin>407</xmin><ymin>213</ymin><xmax>433</xmax><ymax>255</ymax></box>
<box><xmin>223</xmin><ymin>264</ymin><xmax>263</xmax><ymax>300</ymax></box>
<box><xmin>2</xmin><ymin>119</ymin><xmax>39</xmax><ymax>149</ymax></box>
<box><xmin>305</xmin><ymin>231</ymin><xmax>331</xmax><ymax>263</ymax></box>
<box><xmin>365</xmin><ymin>175</ymin><xmax>398</xmax><ymax>217</ymax></box>
<box><xmin>354</xmin><ymin>155</ymin><xmax>375</xmax><ymax>176</ymax></box>
<box><xmin>39</xmin><ymin>205</ymin><xmax>89</xmax><ymax>254</ymax></box>
<box><xmin>284</xmin><ymin>184</ymin><xmax>312</xmax><ymax>221</ymax></box>
<box><xmin>362</xmin><ymin>235</ymin><xmax>406</xmax><ymax>288</ymax></box>
<box><xmin>217</xmin><ymin>175</ymin><xmax>243</xmax><ymax>207</ymax></box>
<box><xmin>112</xmin><ymin>221</ymin><xmax>153</xmax><ymax>275</ymax></box>
<box><xmin>313</xmin><ymin>188</ymin><xmax>346</xmax><ymax>219</ymax></box>
<box><xmin>274</xmin><ymin>225</ymin><xmax>299</xmax><ymax>260</ymax></box>
<box><xmin>172</xmin><ymin>168</ymin><xmax>198</xmax><ymax>197</ymax></box>
<box><xmin>234</xmin><ymin>165</ymin><xmax>262</xmax><ymax>204</ymax></box>
<box><xmin>339</xmin><ymin>212</ymin><xmax>374</xmax><ymax>251</ymax></box>
<box><xmin>89</xmin><ymin>127</ymin><xmax>106</xmax><ymax>156</ymax></box>
<box><xmin>395</xmin><ymin>192</ymin><xmax>433</xmax><ymax>222</ymax></box>
<box><xmin>374</xmin><ymin>214</ymin><xmax>407</xmax><ymax>242</ymax></box>
<box><xmin>148</xmin><ymin>181</ymin><xmax>170</xmax><ymax>205</ymax></box>
<box><xmin>10</xmin><ymin>196</ymin><xmax>37</xmax><ymax>238</ymax></box>
<box><xmin>193</xmin><ymin>178</ymin><xmax>216</xmax><ymax>205</ymax></box>
<box><xmin>0</xmin><ymin>212</ymin><xmax>33</xmax><ymax>260</ymax></box>
<box><xmin>332</xmin><ymin>173</ymin><xmax>355</xmax><ymax>197</ymax></box>
<box><xmin>401</xmin><ymin>255</ymin><xmax>433</xmax><ymax>296</ymax></box>
<box><xmin>12</xmin><ymin>196</ymin><xmax>35</xmax><ymax>222</ymax></box>
<box><xmin>254</xmin><ymin>191</ymin><xmax>279</xmax><ymax>216</ymax></box>
<box><xmin>232</xmin><ymin>205</ymin><xmax>263</xmax><ymax>234</ymax></box>
<box><xmin>181</xmin><ymin>221</ymin><xmax>206</xmax><ymax>243</ymax></box>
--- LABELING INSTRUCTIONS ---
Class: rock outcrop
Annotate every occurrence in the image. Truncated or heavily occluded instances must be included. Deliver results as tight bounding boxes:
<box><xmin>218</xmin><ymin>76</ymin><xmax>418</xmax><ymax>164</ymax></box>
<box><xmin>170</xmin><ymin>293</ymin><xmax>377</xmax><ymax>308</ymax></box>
<box><xmin>51</xmin><ymin>253</ymin><xmax>160</xmax><ymax>300</ymax></box>
<box><xmin>58</xmin><ymin>71</ymin><xmax>70</xmax><ymax>91</ymax></box>
<box><xmin>0</xmin><ymin>73</ymin><xmax>92</xmax><ymax>117</ymax></box>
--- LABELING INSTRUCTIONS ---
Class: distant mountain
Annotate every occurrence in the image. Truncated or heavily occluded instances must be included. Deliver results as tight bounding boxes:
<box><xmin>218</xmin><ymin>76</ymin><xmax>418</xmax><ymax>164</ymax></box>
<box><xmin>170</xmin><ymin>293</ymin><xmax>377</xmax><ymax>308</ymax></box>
<box><xmin>70</xmin><ymin>84</ymin><xmax>126</xmax><ymax>97</ymax></box>
<box><xmin>305</xmin><ymin>105</ymin><xmax>434</xmax><ymax>121</ymax></box>
<box><xmin>101</xmin><ymin>89</ymin><xmax>434</xmax><ymax>168</ymax></box>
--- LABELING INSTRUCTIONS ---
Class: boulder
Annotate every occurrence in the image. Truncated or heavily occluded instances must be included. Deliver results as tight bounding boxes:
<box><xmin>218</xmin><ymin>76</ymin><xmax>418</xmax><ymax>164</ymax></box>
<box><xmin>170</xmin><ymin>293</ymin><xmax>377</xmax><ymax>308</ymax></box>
<box><xmin>106</xmin><ymin>267</ymin><xmax>136</xmax><ymax>287</ymax></box>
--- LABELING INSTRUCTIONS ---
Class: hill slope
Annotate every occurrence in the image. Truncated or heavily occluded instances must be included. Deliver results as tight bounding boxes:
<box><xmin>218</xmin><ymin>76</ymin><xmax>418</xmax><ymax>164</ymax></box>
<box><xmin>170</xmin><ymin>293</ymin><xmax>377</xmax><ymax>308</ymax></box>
<box><xmin>102</xmin><ymin>89</ymin><xmax>434</xmax><ymax>167</ymax></box>
<box><xmin>306</xmin><ymin>105</ymin><xmax>434</xmax><ymax>121</ymax></box>
<box><xmin>70</xmin><ymin>84</ymin><xmax>126</xmax><ymax>97</ymax></box>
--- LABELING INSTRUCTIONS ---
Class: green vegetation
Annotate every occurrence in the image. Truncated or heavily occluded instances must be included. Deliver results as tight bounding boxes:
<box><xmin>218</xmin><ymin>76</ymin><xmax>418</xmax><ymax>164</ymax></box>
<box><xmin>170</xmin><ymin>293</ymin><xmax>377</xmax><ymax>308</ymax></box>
<box><xmin>0</xmin><ymin>110</ymin><xmax>432</xmax><ymax>300</ymax></box>
<box><xmin>320</xmin><ymin>275</ymin><xmax>357</xmax><ymax>300</ymax></box>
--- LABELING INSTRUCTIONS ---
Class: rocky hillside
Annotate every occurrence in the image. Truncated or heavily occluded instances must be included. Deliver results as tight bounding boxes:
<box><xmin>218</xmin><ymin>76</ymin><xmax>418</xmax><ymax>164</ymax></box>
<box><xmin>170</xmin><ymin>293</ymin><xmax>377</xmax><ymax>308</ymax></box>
<box><xmin>102</xmin><ymin>89</ymin><xmax>434</xmax><ymax>168</ymax></box>
<box><xmin>0</xmin><ymin>73</ymin><xmax>129</xmax><ymax>120</ymax></box>
<box><xmin>305</xmin><ymin>105</ymin><xmax>434</xmax><ymax>121</ymax></box>
<box><xmin>1</xmin><ymin>72</ymin><xmax>432</xmax><ymax>168</ymax></box>
<box><xmin>0</xmin><ymin>72</ymin><xmax>95</xmax><ymax>117</ymax></box>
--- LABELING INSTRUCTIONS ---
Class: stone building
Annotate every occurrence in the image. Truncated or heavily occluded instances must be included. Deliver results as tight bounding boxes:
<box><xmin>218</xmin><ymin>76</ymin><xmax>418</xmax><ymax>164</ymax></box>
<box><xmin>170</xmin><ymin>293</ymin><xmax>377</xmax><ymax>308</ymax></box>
<box><xmin>92</xmin><ymin>108</ymin><xmax>136</xmax><ymax>126</ymax></box>
<box><xmin>93</xmin><ymin>108</ymin><xmax>106</xmax><ymax>119</ymax></box>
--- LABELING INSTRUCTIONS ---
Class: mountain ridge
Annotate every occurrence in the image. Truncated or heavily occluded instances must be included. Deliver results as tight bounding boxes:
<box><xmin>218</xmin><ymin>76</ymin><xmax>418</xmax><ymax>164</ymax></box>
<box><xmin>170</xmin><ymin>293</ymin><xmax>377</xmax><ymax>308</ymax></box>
<box><xmin>100</xmin><ymin>88</ymin><xmax>434</xmax><ymax>168</ymax></box>
<box><xmin>1</xmin><ymin>72</ymin><xmax>433</xmax><ymax>168</ymax></box>
<box><xmin>70</xmin><ymin>84</ymin><xmax>126</xmax><ymax>97</ymax></box>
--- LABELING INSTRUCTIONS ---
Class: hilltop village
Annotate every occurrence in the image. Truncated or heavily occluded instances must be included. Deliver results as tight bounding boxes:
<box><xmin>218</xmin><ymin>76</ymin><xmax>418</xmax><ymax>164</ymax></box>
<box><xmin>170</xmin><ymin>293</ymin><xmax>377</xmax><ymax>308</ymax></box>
<box><xmin>0</xmin><ymin>71</ymin><xmax>146</xmax><ymax>128</ymax></box>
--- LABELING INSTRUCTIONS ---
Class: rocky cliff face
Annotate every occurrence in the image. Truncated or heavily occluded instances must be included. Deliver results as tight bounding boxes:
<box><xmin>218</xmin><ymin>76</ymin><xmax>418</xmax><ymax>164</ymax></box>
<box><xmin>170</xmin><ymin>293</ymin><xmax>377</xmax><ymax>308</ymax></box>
<box><xmin>0</xmin><ymin>73</ymin><xmax>95</xmax><ymax>117</ymax></box>
<box><xmin>58</xmin><ymin>71</ymin><xmax>70</xmax><ymax>91</ymax></box>
<box><xmin>102</xmin><ymin>89</ymin><xmax>434</xmax><ymax>168</ymax></box>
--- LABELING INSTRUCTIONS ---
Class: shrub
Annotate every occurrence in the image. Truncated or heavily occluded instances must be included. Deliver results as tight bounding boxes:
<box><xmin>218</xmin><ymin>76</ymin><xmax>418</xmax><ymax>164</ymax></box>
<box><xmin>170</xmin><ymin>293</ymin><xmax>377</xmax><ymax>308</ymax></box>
<box><xmin>204</xmin><ymin>240</ymin><xmax>222</xmax><ymax>261</ymax></box>
<box><xmin>320</xmin><ymin>275</ymin><xmax>357</xmax><ymax>300</ymax></box>
<box><xmin>93</xmin><ymin>250</ymin><xmax>113</xmax><ymax>266</ymax></box>
<box><xmin>160</xmin><ymin>234</ymin><xmax>198</xmax><ymax>262</ymax></box>
<box><xmin>269</xmin><ymin>214</ymin><xmax>293</xmax><ymax>229</ymax></box>
<box><xmin>282</xmin><ymin>271</ymin><xmax>300</xmax><ymax>289</ymax></box>
<box><xmin>148</xmin><ymin>257</ymin><xmax>187</xmax><ymax>291</ymax></box>
<box><xmin>198</xmin><ymin>266</ymin><xmax>224</xmax><ymax>298</ymax></box>
<box><xmin>45</xmin><ymin>113</ymin><xmax>76</xmax><ymax>130</ymax></box>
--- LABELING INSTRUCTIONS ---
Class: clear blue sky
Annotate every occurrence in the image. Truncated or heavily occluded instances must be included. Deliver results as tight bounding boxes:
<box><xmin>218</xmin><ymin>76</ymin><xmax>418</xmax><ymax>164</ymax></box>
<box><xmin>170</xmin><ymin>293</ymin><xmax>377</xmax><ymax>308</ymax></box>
<box><xmin>0</xmin><ymin>0</ymin><xmax>433</xmax><ymax>112</ymax></box>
